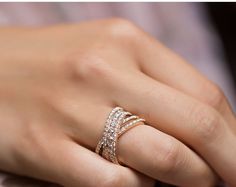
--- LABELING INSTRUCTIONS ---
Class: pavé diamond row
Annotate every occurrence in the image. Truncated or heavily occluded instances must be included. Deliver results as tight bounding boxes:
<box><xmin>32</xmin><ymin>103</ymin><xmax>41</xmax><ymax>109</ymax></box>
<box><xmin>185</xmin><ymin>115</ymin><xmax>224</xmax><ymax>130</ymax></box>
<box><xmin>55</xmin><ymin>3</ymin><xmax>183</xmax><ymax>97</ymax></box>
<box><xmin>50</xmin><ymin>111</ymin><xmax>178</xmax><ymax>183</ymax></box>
<box><xmin>95</xmin><ymin>107</ymin><xmax>145</xmax><ymax>164</ymax></box>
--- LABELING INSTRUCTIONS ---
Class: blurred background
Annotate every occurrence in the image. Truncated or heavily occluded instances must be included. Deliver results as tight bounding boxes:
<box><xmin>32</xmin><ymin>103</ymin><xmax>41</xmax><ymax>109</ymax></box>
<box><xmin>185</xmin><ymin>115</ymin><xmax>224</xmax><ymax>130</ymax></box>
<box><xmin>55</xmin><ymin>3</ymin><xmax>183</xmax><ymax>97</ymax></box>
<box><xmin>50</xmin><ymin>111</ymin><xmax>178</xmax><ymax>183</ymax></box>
<box><xmin>0</xmin><ymin>2</ymin><xmax>235</xmax><ymax>187</ymax></box>
<box><xmin>207</xmin><ymin>3</ymin><xmax>236</xmax><ymax>101</ymax></box>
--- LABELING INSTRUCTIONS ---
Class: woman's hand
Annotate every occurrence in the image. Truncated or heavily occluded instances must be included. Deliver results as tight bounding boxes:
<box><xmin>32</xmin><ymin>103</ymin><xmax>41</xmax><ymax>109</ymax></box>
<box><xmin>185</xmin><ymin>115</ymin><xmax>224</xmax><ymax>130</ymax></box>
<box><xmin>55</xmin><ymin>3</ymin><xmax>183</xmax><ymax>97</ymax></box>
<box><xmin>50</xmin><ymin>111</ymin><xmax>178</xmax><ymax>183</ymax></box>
<box><xmin>0</xmin><ymin>18</ymin><xmax>235</xmax><ymax>187</ymax></box>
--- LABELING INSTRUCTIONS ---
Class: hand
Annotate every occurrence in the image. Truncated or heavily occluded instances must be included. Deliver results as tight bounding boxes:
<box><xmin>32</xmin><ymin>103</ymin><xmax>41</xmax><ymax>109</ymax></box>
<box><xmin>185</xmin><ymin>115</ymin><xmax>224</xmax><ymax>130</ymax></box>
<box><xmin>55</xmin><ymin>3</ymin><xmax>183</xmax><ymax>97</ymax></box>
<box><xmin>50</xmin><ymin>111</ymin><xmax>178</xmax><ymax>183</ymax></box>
<box><xmin>0</xmin><ymin>18</ymin><xmax>234</xmax><ymax>187</ymax></box>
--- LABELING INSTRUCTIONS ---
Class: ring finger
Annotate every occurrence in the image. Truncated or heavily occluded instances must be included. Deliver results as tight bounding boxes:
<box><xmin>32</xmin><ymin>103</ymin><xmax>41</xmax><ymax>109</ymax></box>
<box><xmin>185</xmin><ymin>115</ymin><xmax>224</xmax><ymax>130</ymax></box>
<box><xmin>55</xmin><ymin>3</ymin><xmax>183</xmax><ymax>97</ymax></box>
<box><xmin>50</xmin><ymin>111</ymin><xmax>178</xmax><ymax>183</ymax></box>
<box><xmin>55</xmin><ymin>92</ymin><xmax>217</xmax><ymax>186</ymax></box>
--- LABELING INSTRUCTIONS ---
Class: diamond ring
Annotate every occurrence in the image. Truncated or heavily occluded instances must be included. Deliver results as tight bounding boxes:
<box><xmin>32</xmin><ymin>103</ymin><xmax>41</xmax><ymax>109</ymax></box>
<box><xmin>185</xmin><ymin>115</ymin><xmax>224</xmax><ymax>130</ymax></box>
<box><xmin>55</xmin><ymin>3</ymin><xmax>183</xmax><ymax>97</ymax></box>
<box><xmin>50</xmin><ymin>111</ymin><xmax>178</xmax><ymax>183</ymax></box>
<box><xmin>95</xmin><ymin>107</ymin><xmax>145</xmax><ymax>164</ymax></box>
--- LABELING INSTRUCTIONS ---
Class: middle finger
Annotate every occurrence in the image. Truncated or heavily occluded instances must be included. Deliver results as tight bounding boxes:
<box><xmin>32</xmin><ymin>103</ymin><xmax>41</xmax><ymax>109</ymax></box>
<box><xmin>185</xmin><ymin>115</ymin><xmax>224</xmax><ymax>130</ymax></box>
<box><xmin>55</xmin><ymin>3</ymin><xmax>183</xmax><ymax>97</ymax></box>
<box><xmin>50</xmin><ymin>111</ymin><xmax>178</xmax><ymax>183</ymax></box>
<box><xmin>109</xmin><ymin>69</ymin><xmax>236</xmax><ymax>185</ymax></box>
<box><xmin>53</xmin><ymin>88</ymin><xmax>217</xmax><ymax>186</ymax></box>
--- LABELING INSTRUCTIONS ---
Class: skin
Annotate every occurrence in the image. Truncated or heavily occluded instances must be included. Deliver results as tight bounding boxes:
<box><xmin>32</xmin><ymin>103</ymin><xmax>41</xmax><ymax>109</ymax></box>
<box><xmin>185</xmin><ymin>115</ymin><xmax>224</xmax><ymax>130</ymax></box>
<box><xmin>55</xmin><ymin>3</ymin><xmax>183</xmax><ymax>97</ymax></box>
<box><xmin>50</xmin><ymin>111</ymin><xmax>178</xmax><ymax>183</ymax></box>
<box><xmin>0</xmin><ymin>18</ymin><xmax>235</xmax><ymax>187</ymax></box>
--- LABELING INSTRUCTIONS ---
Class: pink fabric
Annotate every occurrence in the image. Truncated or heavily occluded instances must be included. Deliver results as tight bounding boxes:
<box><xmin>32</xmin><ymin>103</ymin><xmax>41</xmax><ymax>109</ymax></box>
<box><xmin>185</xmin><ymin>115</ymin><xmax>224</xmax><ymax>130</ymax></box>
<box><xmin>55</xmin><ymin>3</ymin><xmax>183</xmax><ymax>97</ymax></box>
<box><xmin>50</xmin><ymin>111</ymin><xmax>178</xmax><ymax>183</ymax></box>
<box><xmin>0</xmin><ymin>3</ymin><xmax>234</xmax><ymax>186</ymax></box>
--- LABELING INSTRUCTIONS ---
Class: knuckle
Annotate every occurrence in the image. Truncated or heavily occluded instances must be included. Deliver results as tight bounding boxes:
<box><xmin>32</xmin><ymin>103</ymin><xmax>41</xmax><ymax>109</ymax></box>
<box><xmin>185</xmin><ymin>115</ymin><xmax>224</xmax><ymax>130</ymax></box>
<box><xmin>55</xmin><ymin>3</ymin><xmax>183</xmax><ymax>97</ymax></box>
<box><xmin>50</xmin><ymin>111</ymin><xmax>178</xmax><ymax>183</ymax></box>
<box><xmin>191</xmin><ymin>104</ymin><xmax>222</xmax><ymax>142</ymax></box>
<box><xmin>154</xmin><ymin>137</ymin><xmax>181</xmax><ymax>176</ymax></box>
<box><xmin>202</xmin><ymin>82</ymin><xmax>225</xmax><ymax>109</ymax></box>
<box><xmin>105</xmin><ymin>18</ymin><xmax>141</xmax><ymax>41</ymax></box>
<box><xmin>66</xmin><ymin>51</ymin><xmax>114</xmax><ymax>81</ymax></box>
<box><xmin>101</xmin><ymin>169</ymin><xmax>123</xmax><ymax>187</ymax></box>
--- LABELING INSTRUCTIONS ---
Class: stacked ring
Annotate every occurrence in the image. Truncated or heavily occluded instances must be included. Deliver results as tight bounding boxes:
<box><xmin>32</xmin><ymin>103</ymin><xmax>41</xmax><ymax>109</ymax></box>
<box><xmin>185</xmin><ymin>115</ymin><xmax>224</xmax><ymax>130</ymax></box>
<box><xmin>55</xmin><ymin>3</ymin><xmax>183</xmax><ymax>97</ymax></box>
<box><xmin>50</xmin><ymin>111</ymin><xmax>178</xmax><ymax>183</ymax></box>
<box><xmin>95</xmin><ymin>107</ymin><xmax>145</xmax><ymax>164</ymax></box>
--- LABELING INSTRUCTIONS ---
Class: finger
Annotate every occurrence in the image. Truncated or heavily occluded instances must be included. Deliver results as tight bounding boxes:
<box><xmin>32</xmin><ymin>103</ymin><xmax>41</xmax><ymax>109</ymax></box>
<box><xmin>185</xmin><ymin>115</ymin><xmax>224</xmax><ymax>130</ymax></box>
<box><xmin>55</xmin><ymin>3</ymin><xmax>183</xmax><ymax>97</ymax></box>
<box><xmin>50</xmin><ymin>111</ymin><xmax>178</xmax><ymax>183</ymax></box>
<box><xmin>53</xmin><ymin>140</ymin><xmax>154</xmax><ymax>187</ymax></box>
<box><xmin>117</xmin><ymin>124</ymin><xmax>217</xmax><ymax>187</ymax></box>
<box><xmin>15</xmin><ymin>137</ymin><xmax>154</xmax><ymax>187</ymax></box>
<box><xmin>57</xmin><ymin>99</ymin><xmax>217</xmax><ymax>187</ymax></box>
<box><xmin>110</xmin><ymin>70</ymin><xmax>236</xmax><ymax>186</ymax></box>
<box><xmin>47</xmin><ymin>94</ymin><xmax>156</xmax><ymax>187</ymax></box>
<box><xmin>136</xmin><ymin>34</ymin><xmax>235</xmax><ymax>128</ymax></box>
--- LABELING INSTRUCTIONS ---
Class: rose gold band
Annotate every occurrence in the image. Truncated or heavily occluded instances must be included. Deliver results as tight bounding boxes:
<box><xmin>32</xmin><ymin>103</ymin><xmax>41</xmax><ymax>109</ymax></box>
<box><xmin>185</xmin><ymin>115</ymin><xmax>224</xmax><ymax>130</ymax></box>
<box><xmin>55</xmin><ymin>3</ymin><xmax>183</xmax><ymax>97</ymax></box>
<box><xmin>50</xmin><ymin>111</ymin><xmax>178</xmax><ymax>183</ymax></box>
<box><xmin>95</xmin><ymin>107</ymin><xmax>145</xmax><ymax>164</ymax></box>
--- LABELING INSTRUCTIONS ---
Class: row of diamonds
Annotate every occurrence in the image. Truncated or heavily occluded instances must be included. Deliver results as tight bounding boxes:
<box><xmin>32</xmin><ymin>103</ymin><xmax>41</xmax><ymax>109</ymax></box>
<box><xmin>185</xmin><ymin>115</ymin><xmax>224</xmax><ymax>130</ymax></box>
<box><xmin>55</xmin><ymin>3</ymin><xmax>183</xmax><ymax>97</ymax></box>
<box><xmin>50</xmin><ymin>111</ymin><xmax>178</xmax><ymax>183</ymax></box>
<box><xmin>102</xmin><ymin>109</ymin><xmax>124</xmax><ymax>162</ymax></box>
<box><xmin>118</xmin><ymin>118</ymin><xmax>145</xmax><ymax>136</ymax></box>
<box><xmin>122</xmin><ymin>115</ymin><xmax>138</xmax><ymax>124</ymax></box>
<box><xmin>109</xmin><ymin>111</ymin><xmax>129</xmax><ymax>163</ymax></box>
<box><xmin>95</xmin><ymin>107</ymin><xmax>122</xmax><ymax>154</ymax></box>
